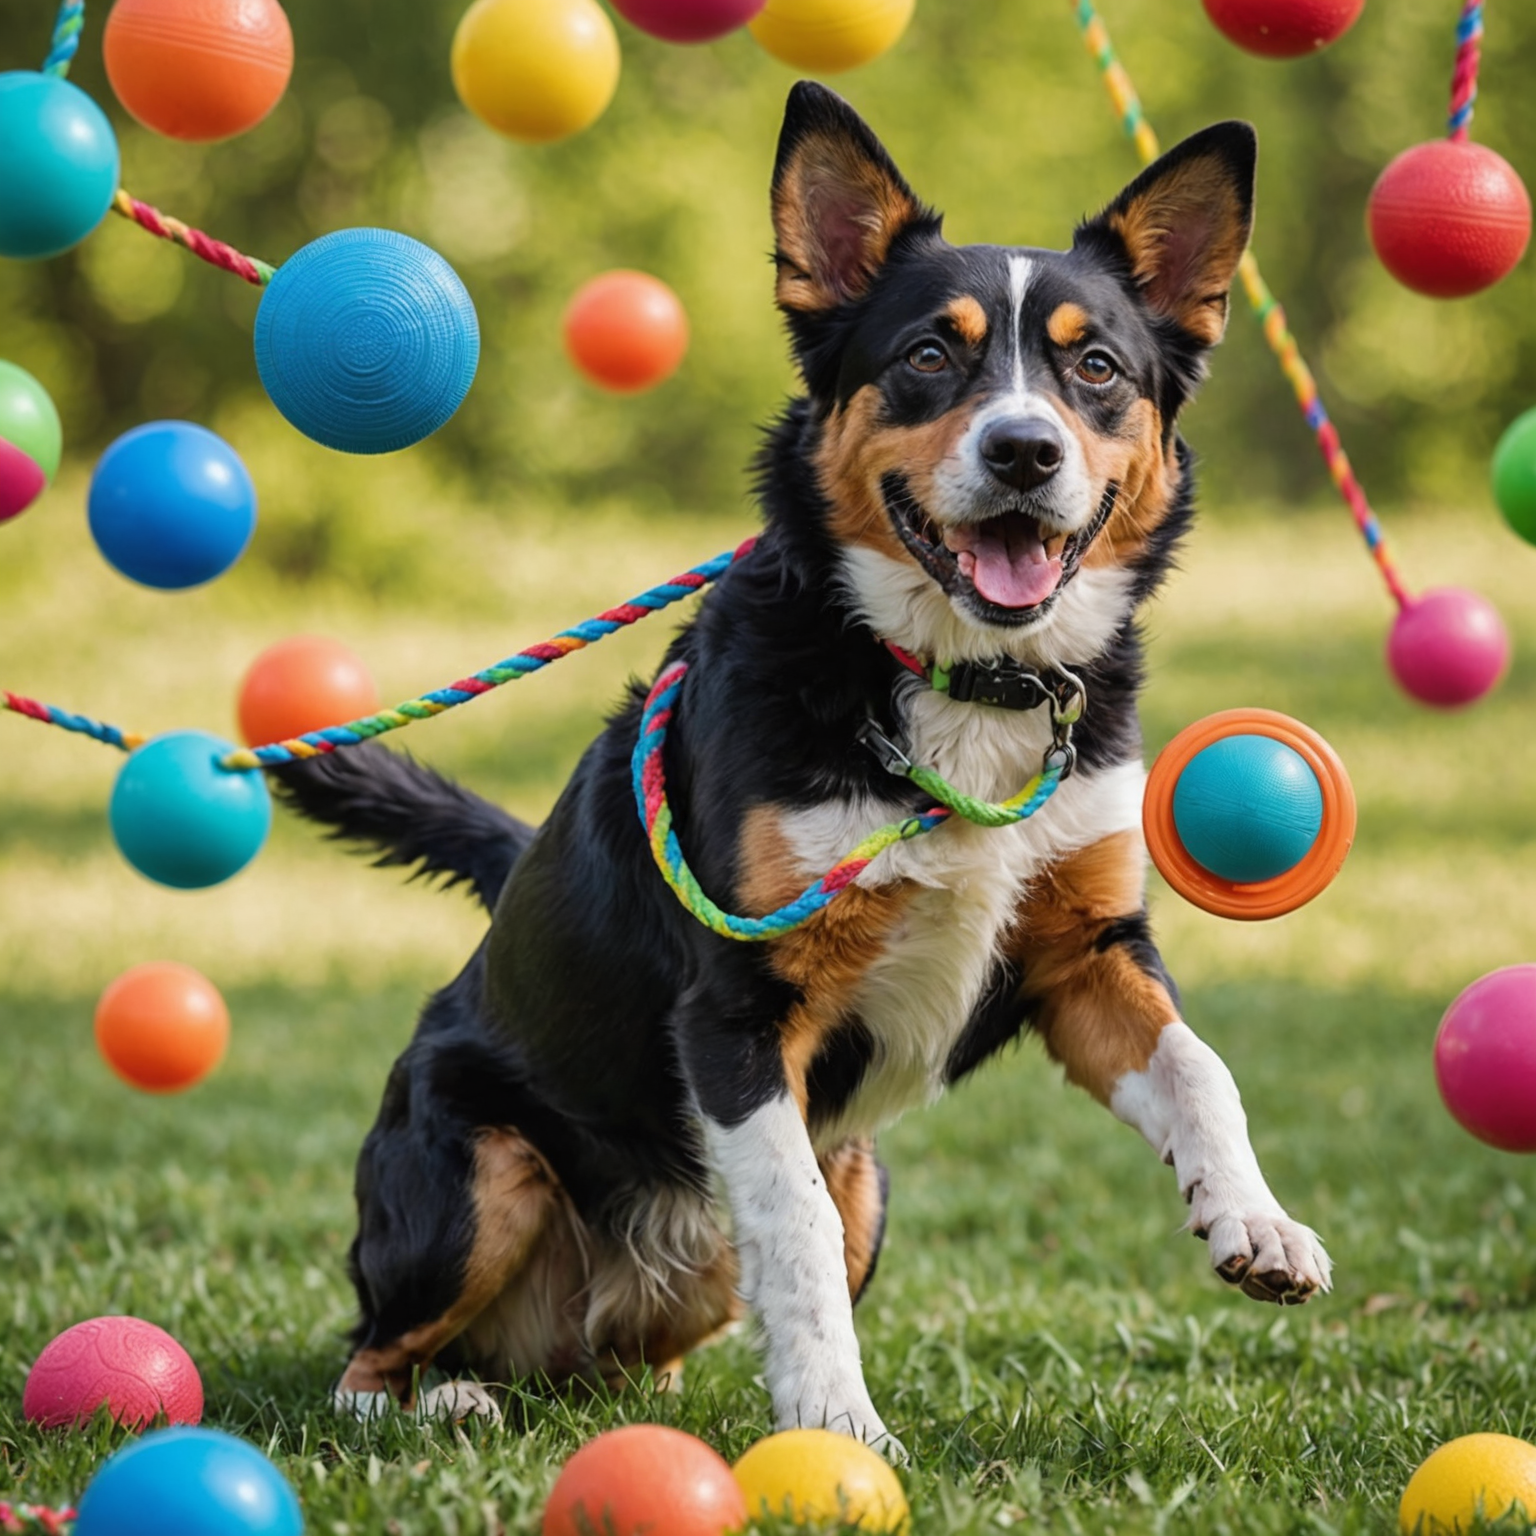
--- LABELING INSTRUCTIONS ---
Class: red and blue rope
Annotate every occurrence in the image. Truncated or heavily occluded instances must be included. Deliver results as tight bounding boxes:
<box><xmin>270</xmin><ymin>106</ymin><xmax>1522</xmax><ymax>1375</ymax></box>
<box><xmin>0</xmin><ymin>1504</ymin><xmax>74</xmax><ymax>1535</ymax></box>
<box><xmin>1448</xmin><ymin>1</ymin><xmax>1483</xmax><ymax>141</ymax></box>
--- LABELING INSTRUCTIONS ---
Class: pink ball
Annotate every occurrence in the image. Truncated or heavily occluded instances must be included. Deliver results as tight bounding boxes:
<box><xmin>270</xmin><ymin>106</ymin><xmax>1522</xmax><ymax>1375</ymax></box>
<box><xmin>23</xmin><ymin>1316</ymin><xmax>204</xmax><ymax>1429</ymax></box>
<box><xmin>610</xmin><ymin>0</ymin><xmax>764</xmax><ymax>42</ymax></box>
<box><xmin>1386</xmin><ymin>586</ymin><xmax>1510</xmax><ymax>709</ymax></box>
<box><xmin>1435</xmin><ymin>965</ymin><xmax>1536</xmax><ymax>1153</ymax></box>
<box><xmin>1368</xmin><ymin>139</ymin><xmax>1532</xmax><ymax>299</ymax></box>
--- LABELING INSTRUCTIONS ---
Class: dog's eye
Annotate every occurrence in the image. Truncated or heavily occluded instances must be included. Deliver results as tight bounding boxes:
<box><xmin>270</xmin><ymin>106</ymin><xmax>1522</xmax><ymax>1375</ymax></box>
<box><xmin>1077</xmin><ymin>352</ymin><xmax>1116</xmax><ymax>385</ymax></box>
<box><xmin>907</xmin><ymin>343</ymin><xmax>949</xmax><ymax>374</ymax></box>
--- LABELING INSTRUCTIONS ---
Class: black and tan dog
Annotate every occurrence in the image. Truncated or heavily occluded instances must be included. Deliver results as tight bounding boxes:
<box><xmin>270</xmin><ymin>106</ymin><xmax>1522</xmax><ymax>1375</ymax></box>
<box><xmin>279</xmin><ymin>82</ymin><xmax>1329</xmax><ymax>1452</ymax></box>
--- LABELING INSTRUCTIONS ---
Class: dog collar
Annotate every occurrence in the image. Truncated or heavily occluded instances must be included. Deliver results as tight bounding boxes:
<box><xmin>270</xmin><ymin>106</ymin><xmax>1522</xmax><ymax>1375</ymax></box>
<box><xmin>883</xmin><ymin>640</ymin><xmax>1085</xmax><ymax>716</ymax></box>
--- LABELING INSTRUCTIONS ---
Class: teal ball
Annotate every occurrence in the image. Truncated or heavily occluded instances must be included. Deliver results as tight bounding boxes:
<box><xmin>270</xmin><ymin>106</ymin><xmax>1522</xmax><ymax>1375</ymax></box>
<box><xmin>1172</xmin><ymin>734</ymin><xmax>1323</xmax><ymax>884</ymax></box>
<box><xmin>254</xmin><ymin>228</ymin><xmax>479</xmax><ymax>454</ymax></box>
<box><xmin>110</xmin><ymin>731</ymin><xmax>271</xmax><ymax>889</ymax></box>
<box><xmin>0</xmin><ymin>72</ymin><xmax>120</xmax><ymax>259</ymax></box>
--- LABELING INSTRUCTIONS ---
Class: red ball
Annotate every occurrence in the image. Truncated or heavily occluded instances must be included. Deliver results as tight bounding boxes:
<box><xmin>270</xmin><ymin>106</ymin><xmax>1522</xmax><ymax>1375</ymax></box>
<box><xmin>237</xmin><ymin>635</ymin><xmax>380</xmax><ymax>748</ymax></box>
<box><xmin>1386</xmin><ymin>586</ymin><xmax>1510</xmax><ymax>709</ymax></box>
<box><xmin>542</xmin><ymin>1426</ymin><xmax>748</xmax><ymax>1536</ymax></box>
<box><xmin>1435</xmin><ymin>965</ymin><xmax>1536</xmax><ymax>1153</ymax></box>
<box><xmin>1201</xmin><ymin>0</ymin><xmax>1364</xmax><ymax>58</ymax></box>
<box><xmin>23</xmin><ymin>1317</ymin><xmax>204</xmax><ymax>1429</ymax></box>
<box><xmin>1369</xmin><ymin>139</ymin><xmax>1532</xmax><ymax>299</ymax></box>
<box><xmin>611</xmin><ymin>0</ymin><xmax>764</xmax><ymax>43</ymax></box>
<box><xmin>563</xmin><ymin>270</ymin><xmax>690</xmax><ymax>393</ymax></box>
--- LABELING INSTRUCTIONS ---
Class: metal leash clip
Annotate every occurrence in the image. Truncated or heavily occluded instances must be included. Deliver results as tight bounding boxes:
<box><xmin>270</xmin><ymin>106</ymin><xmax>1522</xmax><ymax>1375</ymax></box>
<box><xmin>1044</xmin><ymin>666</ymin><xmax>1086</xmax><ymax>781</ymax></box>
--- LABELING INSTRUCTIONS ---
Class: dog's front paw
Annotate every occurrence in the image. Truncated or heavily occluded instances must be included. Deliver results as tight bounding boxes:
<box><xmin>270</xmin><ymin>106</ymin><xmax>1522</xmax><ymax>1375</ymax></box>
<box><xmin>782</xmin><ymin>1401</ymin><xmax>906</xmax><ymax>1464</ymax></box>
<box><xmin>1192</xmin><ymin>1199</ymin><xmax>1332</xmax><ymax>1304</ymax></box>
<box><xmin>417</xmin><ymin>1379</ymin><xmax>503</xmax><ymax>1423</ymax></box>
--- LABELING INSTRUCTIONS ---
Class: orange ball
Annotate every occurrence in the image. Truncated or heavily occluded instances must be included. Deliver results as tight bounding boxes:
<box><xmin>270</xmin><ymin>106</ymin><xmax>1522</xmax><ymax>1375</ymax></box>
<box><xmin>237</xmin><ymin>635</ymin><xmax>380</xmax><ymax>749</ymax></box>
<box><xmin>104</xmin><ymin>0</ymin><xmax>294</xmax><ymax>143</ymax></box>
<box><xmin>563</xmin><ymin>270</ymin><xmax>690</xmax><ymax>393</ymax></box>
<box><xmin>95</xmin><ymin>962</ymin><xmax>230</xmax><ymax>1093</ymax></box>
<box><xmin>542</xmin><ymin>1426</ymin><xmax>748</xmax><ymax>1536</ymax></box>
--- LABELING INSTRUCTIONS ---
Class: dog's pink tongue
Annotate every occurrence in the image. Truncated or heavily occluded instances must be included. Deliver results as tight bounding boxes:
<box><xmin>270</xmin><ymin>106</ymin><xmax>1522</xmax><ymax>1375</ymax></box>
<box><xmin>961</xmin><ymin>519</ymin><xmax>1062</xmax><ymax>609</ymax></box>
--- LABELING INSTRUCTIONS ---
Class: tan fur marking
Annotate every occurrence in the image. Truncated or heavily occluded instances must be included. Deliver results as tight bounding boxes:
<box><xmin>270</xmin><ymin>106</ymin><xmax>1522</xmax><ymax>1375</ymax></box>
<box><xmin>1011</xmin><ymin>831</ymin><xmax>1174</xmax><ymax>1104</ymax></box>
<box><xmin>1046</xmin><ymin>301</ymin><xmax>1090</xmax><ymax>348</ymax></box>
<box><xmin>820</xmin><ymin>1138</ymin><xmax>885</xmax><ymax>1302</ymax></box>
<box><xmin>944</xmin><ymin>295</ymin><xmax>989</xmax><ymax>346</ymax></box>
<box><xmin>1107</xmin><ymin>158</ymin><xmax>1249</xmax><ymax>345</ymax></box>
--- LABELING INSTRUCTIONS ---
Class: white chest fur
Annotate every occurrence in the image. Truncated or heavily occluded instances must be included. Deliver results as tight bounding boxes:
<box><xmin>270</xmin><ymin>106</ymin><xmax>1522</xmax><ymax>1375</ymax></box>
<box><xmin>784</xmin><ymin>689</ymin><xmax>1146</xmax><ymax>1149</ymax></box>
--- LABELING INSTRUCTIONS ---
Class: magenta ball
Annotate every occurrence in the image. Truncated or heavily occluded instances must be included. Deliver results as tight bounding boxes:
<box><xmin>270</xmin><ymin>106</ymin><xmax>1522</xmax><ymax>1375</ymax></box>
<box><xmin>1386</xmin><ymin>587</ymin><xmax>1510</xmax><ymax>708</ymax></box>
<box><xmin>23</xmin><ymin>1317</ymin><xmax>204</xmax><ymax>1430</ymax></box>
<box><xmin>1435</xmin><ymin>965</ymin><xmax>1536</xmax><ymax>1153</ymax></box>
<box><xmin>611</xmin><ymin>0</ymin><xmax>765</xmax><ymax>42</ymax></box>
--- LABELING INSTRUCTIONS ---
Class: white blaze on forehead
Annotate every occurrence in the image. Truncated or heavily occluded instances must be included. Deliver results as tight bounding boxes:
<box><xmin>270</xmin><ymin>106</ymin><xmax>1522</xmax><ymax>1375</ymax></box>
<box><xmin>1007</xmin><ymin>254</ymin><xmax>1034</xmax><ymax>393</ymax></box>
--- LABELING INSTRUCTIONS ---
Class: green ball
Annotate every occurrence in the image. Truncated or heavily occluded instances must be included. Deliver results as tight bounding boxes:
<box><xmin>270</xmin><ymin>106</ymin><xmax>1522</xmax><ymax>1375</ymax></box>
<box><xmin>1492</xmin><ymin>406</ymin><xmax>1536</xmax><ymax>546</ymax></box>
<box><xmin>0</xmin><ymin>359</ymin><xmax>61</xmax><ymax>480</ymax></box>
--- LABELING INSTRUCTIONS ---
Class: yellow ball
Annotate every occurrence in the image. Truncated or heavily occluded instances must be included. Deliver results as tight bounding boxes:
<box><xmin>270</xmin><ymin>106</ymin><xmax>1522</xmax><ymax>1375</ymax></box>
<box><xmin>1400</xmin><ymin>1434</ymin><xmax>1536</xmax><ymax>1534</ymax></box>
<box><xmin>748</xmin><ymin>0</ymin><xmax>914</xmax><ymax>73</ymax></box>
<box><xmin>733</xmin><ymin>1428</ymin><xmax>910</xmax><ymax>1532</ymax></box>
<box><xmin>450</xmin><ymin>0</ymin><xmax>620</xmax><ymax>144</ymax></box>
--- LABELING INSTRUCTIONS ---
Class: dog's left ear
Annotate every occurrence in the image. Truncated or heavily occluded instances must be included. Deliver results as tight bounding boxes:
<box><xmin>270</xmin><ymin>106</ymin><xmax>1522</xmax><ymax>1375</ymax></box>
<box><xmin>771</xmin><ymin>81</ymin><xmax>935</xmax><ymax>317</ymax></box>
<box><xmin>1077</xmin><ymin>122</ymin><xmax>1256</xmax><ymax>347</ymax></box>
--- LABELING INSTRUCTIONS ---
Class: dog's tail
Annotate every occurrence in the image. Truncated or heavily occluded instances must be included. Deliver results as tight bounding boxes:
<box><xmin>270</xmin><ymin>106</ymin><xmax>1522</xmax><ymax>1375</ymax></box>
<box><xmin>270</xmin><ymin>744</ymin><xmax>535</xmax><ymax>913</ymax></box>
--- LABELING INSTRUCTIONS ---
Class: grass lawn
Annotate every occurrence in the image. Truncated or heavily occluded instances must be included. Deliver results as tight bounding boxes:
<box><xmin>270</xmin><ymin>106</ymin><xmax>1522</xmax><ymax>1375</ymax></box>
<box><xmin>3</xmin><ymin>489</ymin><xmax>1536</xmax><ymax>1533</ymax></box>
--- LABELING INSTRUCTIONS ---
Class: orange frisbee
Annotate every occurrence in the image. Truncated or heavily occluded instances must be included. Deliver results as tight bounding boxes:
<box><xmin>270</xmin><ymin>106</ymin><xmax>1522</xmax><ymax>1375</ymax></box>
<box><xmin>95</xmin><ymin>962</ymin><xmax>230</xmax><ymax>1093</ymax></box>
<box><xmin>1143</xmin><ymin>708</ymin><xmax>1356</xmax><ymax>921</ymax></box>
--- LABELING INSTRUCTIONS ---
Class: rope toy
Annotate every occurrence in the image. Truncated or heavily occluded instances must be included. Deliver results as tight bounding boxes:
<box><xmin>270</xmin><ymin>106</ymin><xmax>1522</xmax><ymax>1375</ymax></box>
<box><xmin>632</xmin><ymin>660</ymin><xmax>1073</xmax><ymax>942</ymax></box>
<box><xmin>0</xmin><ymin>1505</ymin><xmax>75</xmax><ymax>1535</ymax></box>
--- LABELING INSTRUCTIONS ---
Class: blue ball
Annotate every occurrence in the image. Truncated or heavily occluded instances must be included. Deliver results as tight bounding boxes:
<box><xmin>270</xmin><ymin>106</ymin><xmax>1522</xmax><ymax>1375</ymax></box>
<box><xmin>110</xmin><ymin>731</ymin><xmax>272</xmax><ymax>890</ymax></box>
<box><xmin>0</xmin><ymin>72</ymin><xmax>119</xmax><ymax>260</ymax></box>
<box><xmin>75</xmin><ymin>1427</ymin><xmax>302</xmax><ymax>1536</ymax></box>
<box><xmin>1172</xmin><ymin>734</ymin><xmax>1324</xmax><ymax>885</ymax></box>
<box><xmin>89</xmin><ymin>421</ymin><xmax>258</xmax><ymax>590</ymax></box>
<box><xmin>254</xmin><ymin>227</ymin><xmax>480</xmax><ymax>454</ymax></box>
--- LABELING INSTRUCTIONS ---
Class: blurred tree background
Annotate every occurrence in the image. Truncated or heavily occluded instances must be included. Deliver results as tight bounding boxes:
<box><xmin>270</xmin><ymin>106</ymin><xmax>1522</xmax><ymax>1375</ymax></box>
<box><xmin>0</xmin><ymin>0</ymin><xmax>1532</xmax><ymax>598</ymax></box>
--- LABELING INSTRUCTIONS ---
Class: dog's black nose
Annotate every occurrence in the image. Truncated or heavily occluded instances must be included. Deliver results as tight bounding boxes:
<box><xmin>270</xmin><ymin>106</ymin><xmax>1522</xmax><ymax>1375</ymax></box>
<box><xmin>979</xmin><ymin>417</ymin><xmax>1066</xmax><ymax>491</ymax></box>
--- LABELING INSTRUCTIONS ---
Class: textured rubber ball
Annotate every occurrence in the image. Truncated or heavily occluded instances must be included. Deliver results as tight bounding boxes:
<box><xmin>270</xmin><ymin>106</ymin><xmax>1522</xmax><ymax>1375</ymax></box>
<box><xmin>1369</xmin><ymin>139</ymin><xmax>1532</xmax><ymax>299</ymax></box>
<box><xmin>1171</xmin><ymin>734</ymin><xmax>1323</xmax><ymax>884</ymax></box>
<box><xmin>24</xmin><ymin>1317</ymin><xmax>203</xmax><ymax>1429</ymax></box>
<box><xmin>255</xmin><ymin>228</ymin><xmax>480</xmax><ymax>454</ymax></box>
<box><xmin>0</xmin><ymin>71</ymin><xmax>120</xmax><ymax>260</ymax></box>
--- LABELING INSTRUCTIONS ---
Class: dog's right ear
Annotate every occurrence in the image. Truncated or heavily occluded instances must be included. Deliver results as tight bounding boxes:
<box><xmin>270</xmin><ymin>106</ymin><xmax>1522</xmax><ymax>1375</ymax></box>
<box><xmin>771</xmin><ymin>82</ymin><xmax>935</xmax><ymax>319</ymax></box>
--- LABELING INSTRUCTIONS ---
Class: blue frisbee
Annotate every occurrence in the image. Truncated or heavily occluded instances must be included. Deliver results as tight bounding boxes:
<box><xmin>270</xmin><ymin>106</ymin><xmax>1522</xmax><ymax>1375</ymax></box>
<box><xmin>0</xmin><ymin>71</ymin><xmax>120</xmax><ymax>260</ymax></box>
<box><xmin>75</xmin><ymin>1426</ymin><xmax>302</xmax><ymax>1536</ymax></box>
<box><xmin>110</xmin><ymin>731</ymin><xmax>272</xmax><ymax>890</ymax></box>
<box><xmin>254</xmin><ymin>227</ymin><xmax>480</xmax><ymax>454</ymax></box>
<box><xmin>1172</xmin><ymin>733</ymin><xmax>1324</xmax><ymax>885</ymax></box>
<box><xmin>89</xmin><ymin>421</ymin><xmax>258</xmax><ymax>590</ymax></box>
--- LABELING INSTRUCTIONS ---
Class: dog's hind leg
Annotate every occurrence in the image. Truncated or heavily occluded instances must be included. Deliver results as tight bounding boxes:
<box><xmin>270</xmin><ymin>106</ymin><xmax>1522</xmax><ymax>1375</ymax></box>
<box><xmin>820</xmin><ymin>1138</ymin><xmax>889</xmax><ymax>1306</ymax></box>
<box><xmin>337</xmin><ymin>1124</ymin><xmax>564</xmax><ymax>1422</ymax></box>
<box><xmin>1015</xmin><ymin>830</ymin><xmax>1331</xmax><ymax>1305</ymax></box>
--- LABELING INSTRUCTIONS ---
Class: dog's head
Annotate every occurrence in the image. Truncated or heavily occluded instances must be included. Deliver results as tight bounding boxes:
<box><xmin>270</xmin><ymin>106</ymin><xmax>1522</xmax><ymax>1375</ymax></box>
<box><xmin>769</xmin><ymin>82</ymin><xmax>1255</xmax><ymax>666</ymax></box>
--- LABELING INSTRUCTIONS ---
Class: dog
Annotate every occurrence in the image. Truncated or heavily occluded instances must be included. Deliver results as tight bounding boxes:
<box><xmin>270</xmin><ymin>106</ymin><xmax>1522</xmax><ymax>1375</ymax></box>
<box><xmin>276</xmin><ymin>81</ymin><xmax>1330</xmax><ymax>1453</ymax></box>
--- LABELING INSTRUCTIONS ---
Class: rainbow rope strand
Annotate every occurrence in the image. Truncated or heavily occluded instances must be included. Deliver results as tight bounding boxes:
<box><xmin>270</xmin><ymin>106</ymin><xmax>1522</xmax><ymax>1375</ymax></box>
<box><xmin>634</xmin><ymin>662</ymin><xmax>1066</xmax><ymax>942</ymax></box>
<box><xmin>41</xmin><ymin>0</ymin><xmax>83</xmax><ymax>75</ymax></box>
<box><xmin>1448</xmin><ymin>1</ymin><xmax>1483</xmax><ymax>140</ymax></box>
<box><xmin>110</xmin><ymin>191</ymin><xmax>276</xmax><ymax>286</ymax></box>
<box><xmin>1069</xmin><ymin>0</ymin><xmax>1413</xmax><ymax>612</ymax></box>
<box><xmin>1</xmin><ymin>692</ymin><xmax>147</xmax><ymax>752</ymax></box>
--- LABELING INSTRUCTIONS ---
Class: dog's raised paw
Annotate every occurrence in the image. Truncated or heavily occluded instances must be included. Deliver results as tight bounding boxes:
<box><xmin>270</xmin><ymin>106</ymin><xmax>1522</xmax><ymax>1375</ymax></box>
<box><xmin>1200</xmin><ymin>1208</ymin><xmax>1332</xmax><ymax>1304</ymax></box>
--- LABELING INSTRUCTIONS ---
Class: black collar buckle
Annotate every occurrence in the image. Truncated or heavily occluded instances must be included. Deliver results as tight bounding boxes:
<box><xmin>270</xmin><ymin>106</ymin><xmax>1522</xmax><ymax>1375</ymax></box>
<box><xmin>943</xmin><ymin>656</ymin><xmax>1056</xmax><ymax>711</ymax></box>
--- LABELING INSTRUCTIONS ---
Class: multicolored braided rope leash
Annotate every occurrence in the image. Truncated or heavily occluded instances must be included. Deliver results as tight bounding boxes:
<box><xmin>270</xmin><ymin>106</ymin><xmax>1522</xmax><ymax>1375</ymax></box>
<box><xmin>0</xmin><ymin>1503</ymin><xmax>74</xmax><ymax>1535</ymax></box>
<box><xmin>1071</xmin><ymin>0</ymin><xmax>1414</xmax><ymax>612</ymax></box>
<box><xmin>2</xmin><ymin>540</ymin><xmax>1082</xmax><ymax>940</ymax></box>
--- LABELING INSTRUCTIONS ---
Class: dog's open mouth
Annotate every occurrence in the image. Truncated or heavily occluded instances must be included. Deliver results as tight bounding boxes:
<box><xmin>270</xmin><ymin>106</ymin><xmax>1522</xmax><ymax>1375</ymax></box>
<box><xmin>881</xmin><ymin>473</ymin><xmax>1114</xmax><ymax>626</ymax></box>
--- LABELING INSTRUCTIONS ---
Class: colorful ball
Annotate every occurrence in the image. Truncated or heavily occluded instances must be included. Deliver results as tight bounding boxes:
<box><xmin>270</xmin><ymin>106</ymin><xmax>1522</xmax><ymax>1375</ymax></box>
<box><xmin>0</xmin><ymin>359</ymin><xmax>62</xmax><ymax>522</ymax></box>
<box><xmin>1368</xmin><ymin>140</ymin><xmax>1532</xmax><ymax>300</ymax></box>
<box><xmin>542</xmin><ymin>1425</ymin><xmax>748</xmax><ymax>1536</ymax></box>
<box><xmin>1200</xmin><ymin>0</ymin><xmax>1364</xmax><ymax>58</ymax></box>
<box><xmin>110</xmin><ymin>731</ymin><xmax>272</xmax><ymax>890</ymax></box>
<box><xmin>611</xmin><ymin>0</ymin><xmax>765</xmax><ymax>43</ymax></box>
<box><xmin>103</xmin><ymin>0</ymin><xmax>294</xmax><ymax>142</ymax></box>
<box><xmin>733</xmin><ymin>1428</ymin><xmax>910</xmax><ymax>1533</ymax></box>
<box><xmin>1400</xmin><ymin>1433</ymin><xmax>1536</xmax><ymax>1534</ymax></box>
<box><xmin>88</xmin><ymin>421</ymin><xmax>257</xmax><ymax>590</ymax></box>
<box><xmin>75</xmin><ymin>1427</ymin><xmax>303</xmax><ymax>1536</ymax></box>
<box><xmin>564</xmin><ymin>270</ymin><xmax>690</xmax><ymax>392</ymax></box>
<box><xmin>451</xmin><ymin>0</ymin><xmax>621</xmax><ymax>144</ymax></box>
<box><xmin>0</xmin><ymin>72</ymin><xmax>120</xmax><ymax>260</ymax></box>
<box><xmin>1386</xmin><ymin>587</ymin><xmax>1510</xmax><ymax>709</ymax></box>
<box><xmin>24</xmin><ymin>1317</ymin><xmax>203</xmax><ymax>1430</ymax></box>
<box><xmin>1491</xmin><ymin>406</ymin><xmax>1536</xmax><ymax>545</ymax></box>
<box><xmin>1434</xmin><ymin>965</ymin><xmax>1536</xmax><ymax>1154</ymax></box>
<box><xmin>237</xmin><ymin>635</ymin><xmax>380</xmax><ymax>748</ymax></box>
<box><xmin>748</xmin><ymin>0</ymin><xmax>915</xmax><ymax>72</ymax></box>
<box><xmin>255</xmin><ymin>229</ymin><xmax>480</xmax><ymax>455</ymax></box>
<box><xmin>1171</xmin><ymin>735</ymin><xmax>1324</xmax><ymax>884</ymax></box>
<box><xmin>95</xmin><ymin>961</ymin><xmax>231</xmax><ymax>1093</ymax></box>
